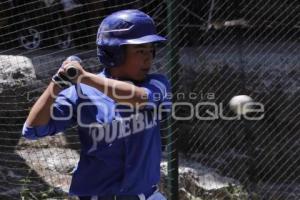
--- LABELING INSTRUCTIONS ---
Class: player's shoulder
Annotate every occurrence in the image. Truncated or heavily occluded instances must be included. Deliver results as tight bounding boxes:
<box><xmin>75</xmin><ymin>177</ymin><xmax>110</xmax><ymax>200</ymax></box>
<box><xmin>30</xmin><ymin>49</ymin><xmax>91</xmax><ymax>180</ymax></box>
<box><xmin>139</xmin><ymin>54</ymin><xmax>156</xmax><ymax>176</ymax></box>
<box><xmin>78</xmin><ymin>83</ymin><xmax>104</xmax><ymax>97</ymax></box>
<box><xmin>76</xmin><ymin>82</ymin><xmax>114</xmax><ymax>102</ymax></box>
<box><xmin>143</xmin><ymin>73</ymin><xmax>171</xmax><ymax>94</ymax></box>
<box><xmin>59</xmin><ymin>85</ymin><xmax>77</xmax><ymax>97</ymax></box>
<box><xmin>59</xmin><ymin>84</ymin><xmax>99</xmax><ymax>99</ymax></box>
<box><xmin>147</xmin><ymin>73</ymin><xmax>170</xmax><ymax>84</ymax></box>
<box><xmin>55</xmin><ymin>85</ymin><xmax>78</xmax><ymax>105</ymax></box>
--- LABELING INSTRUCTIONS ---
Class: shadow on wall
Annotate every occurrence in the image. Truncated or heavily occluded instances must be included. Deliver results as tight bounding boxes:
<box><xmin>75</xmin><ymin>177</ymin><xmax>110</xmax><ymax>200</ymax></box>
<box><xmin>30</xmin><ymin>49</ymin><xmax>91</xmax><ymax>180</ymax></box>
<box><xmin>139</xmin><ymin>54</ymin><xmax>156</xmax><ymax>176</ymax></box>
<box><xmin>177</xmin><ymin>53</ymin><xmax>299</xmax><ymax>198</ymax></box>
<box><xmin>0</xmin><ymin>54</ymin><xmax>86</xmax><ymax>199</ymax></box>
<box><xmin>0</xmin><ymin>83</ymin><xmax>71</xmax><ymax>199</ymax></box>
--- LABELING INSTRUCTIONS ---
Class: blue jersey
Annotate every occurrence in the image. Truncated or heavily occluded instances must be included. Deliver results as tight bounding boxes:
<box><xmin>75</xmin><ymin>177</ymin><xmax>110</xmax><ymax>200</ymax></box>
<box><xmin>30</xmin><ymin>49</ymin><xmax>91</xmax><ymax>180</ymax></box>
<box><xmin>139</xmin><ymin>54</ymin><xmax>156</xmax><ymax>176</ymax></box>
<box><xmin>22</xmin><ymin>70</ymin><xmax>171</xmax><ymax>196</ymax></box>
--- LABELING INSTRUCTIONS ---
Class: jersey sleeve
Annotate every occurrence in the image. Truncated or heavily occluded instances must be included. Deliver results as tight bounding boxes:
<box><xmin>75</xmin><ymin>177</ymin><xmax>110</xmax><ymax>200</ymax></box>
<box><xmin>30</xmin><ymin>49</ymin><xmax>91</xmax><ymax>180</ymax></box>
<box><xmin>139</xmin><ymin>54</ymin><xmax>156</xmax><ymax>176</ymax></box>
<box><xmin>22</xmin><ymin>86</ymin><xmax>78</xmax><ymax>140</ymax></box>
<box><xmin>142</xmin><ymin>74</ymin><xmax>172</xmax><ymax>112</ymax></box>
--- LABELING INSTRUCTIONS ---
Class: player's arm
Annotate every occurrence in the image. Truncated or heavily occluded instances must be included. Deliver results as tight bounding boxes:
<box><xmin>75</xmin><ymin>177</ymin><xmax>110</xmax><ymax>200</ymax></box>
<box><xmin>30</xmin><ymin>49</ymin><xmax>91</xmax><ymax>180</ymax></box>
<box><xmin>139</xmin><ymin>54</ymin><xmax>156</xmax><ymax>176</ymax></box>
<box><xmin>26</xmin><ymin>82</ymin><xmax>62</xmax><ymax>127</ymax></box>
<box><xmin>80</xmin><ymin>73</ymin><xmax>148</xmax><ymax>105</ymax></box>
<box><xmin>25</xmin><ymin>59</ymin><xmax>73</xmax><ymax>127</ymax></box>
<box><xmin>64</xmin><ymin>61</ymin><xmax>149</xmax><ymax>106</ymax></box>
<box><xmin>23</xmin><ymin>82</ymin><xmax>76</xmax><ymax>139</ymax></box>
<box><xmin>23</xmin><ymin>61</ymin><xmax>77</xmax><ymax>139</ymax></box>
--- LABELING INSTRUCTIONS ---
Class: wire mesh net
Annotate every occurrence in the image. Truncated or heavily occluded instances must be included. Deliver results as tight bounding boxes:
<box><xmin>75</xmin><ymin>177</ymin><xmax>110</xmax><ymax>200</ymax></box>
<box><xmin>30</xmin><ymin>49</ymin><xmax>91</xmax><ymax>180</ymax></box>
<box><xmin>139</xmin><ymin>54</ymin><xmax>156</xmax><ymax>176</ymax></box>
<box><xmin>173</xmin><ymin>0</ymin><xmax>299</xmax><ymax>199</ymax></box>
<box><xmin>0</xmin><ymin>0</ymin><xmax>299</xmax><ymax>199</ymax></box>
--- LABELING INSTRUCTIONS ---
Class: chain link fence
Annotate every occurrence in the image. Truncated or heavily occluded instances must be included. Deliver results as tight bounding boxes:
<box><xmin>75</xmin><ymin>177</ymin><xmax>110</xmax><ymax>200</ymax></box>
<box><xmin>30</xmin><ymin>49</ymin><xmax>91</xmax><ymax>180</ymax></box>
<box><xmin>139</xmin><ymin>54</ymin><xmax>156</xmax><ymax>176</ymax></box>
<box><xmin>0</xmin><ymin>0</ymin><xmax>299</xmax><ymax>199</ymax></box>
<box><xmin>173</xmin><ymin>0</ymin><xmax>300</xmax><ymax>199</ymax></box>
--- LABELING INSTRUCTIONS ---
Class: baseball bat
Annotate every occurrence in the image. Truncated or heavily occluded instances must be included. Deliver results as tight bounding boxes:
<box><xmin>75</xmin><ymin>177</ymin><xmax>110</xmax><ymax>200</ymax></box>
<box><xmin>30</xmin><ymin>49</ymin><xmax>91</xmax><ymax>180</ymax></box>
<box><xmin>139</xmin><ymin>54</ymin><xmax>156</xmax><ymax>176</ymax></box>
<box><xmin>65</xmin><ymin>55</ymin><xmax>82</xmax><ymax>79</ymax></box>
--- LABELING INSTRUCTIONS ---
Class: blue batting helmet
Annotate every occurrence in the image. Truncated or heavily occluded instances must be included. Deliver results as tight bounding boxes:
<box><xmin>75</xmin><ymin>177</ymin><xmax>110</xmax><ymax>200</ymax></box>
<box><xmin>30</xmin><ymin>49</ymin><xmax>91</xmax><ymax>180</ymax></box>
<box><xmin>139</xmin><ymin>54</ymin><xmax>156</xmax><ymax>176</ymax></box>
<box><xmin>96</xmin><ymin>9</ymin><xmax>166</xmax><ymax>68</ymax></box>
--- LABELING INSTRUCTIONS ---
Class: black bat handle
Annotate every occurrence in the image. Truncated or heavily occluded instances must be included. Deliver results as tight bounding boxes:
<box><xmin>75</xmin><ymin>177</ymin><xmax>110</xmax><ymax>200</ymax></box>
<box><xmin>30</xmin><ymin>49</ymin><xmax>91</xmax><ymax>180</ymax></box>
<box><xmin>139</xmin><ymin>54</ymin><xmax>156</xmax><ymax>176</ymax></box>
<box><xmin>65</xmin><ymin>55</ymin><xmax>82</xmax><ymax>79</ymax></box>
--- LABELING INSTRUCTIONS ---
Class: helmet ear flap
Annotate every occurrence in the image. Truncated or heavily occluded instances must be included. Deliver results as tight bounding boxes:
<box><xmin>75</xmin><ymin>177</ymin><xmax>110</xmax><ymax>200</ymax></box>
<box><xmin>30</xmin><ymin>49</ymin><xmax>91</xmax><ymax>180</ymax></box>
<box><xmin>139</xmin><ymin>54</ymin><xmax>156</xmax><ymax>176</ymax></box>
<box><xmin>97</xmin><ymin>45</ymin><xmax>126</xmax><ymax>68</ymax></box>
<box><xmin>97</xmin><ymin>47</ymin><xmax>115</xmax><ymax>67</ymax></box>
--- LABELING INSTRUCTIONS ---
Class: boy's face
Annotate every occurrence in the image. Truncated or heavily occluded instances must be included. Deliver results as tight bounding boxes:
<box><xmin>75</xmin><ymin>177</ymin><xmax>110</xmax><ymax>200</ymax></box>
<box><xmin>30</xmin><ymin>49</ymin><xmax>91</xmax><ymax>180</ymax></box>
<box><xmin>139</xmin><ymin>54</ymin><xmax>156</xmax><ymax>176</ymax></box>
<box><xmin>118</xmin><ymin>43</ymin><xmax>154</xmax><ymax>81</ymax></box>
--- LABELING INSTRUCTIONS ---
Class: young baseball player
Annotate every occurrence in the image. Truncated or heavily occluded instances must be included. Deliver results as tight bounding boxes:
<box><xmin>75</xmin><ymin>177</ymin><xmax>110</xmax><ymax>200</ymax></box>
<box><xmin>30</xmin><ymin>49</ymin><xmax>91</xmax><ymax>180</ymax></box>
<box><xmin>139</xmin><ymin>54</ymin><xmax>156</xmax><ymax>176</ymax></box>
<box><xmin>22</xmin><ymin>9</ymin><xmax>171</xmax><ymax>200</ymax></box>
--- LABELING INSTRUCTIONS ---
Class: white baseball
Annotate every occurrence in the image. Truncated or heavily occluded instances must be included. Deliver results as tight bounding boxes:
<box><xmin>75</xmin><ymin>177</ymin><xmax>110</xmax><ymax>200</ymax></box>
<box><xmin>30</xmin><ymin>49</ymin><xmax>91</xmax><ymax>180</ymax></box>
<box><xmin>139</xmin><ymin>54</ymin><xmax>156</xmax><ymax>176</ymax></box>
<box><xmin>229</xmin><ymin>95</ymin><xmax>253</xmax><ymax>115</ymax></box>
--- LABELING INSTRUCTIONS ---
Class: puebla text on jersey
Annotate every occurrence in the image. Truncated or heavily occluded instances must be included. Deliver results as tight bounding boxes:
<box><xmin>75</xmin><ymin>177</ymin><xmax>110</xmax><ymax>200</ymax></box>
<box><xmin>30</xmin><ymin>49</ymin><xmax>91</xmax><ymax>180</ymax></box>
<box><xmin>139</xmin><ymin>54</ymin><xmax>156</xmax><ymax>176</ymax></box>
<box><xmin>22</xmin><ymin>70</ymin><xmax>172</xmax><ymax>196</ymax></box>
